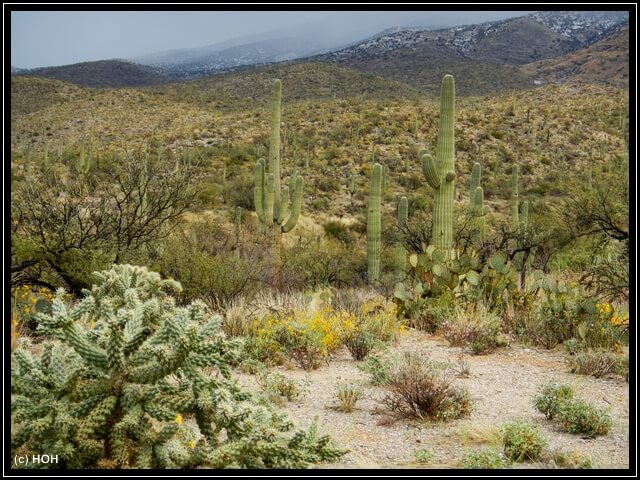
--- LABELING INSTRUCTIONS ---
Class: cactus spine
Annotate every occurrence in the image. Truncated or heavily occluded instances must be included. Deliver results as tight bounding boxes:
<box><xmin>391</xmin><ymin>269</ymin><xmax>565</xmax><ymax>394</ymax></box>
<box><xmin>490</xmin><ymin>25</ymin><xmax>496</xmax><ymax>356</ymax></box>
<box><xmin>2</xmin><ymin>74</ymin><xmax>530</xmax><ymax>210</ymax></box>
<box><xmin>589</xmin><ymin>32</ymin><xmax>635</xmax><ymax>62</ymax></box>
<box><xmin>395</xmin><ymin>196</ymin><xmax>408</xmax><ymax>282</ymax></box>
<box><xmin>367</xmin><ymin>163</ymin><xmax>382</xmax><ymax>284</ymax></box>
<box><xmin>421</xmin><ymin>74</ymin><xmax>456</xmax><ymax>253</ymax></box>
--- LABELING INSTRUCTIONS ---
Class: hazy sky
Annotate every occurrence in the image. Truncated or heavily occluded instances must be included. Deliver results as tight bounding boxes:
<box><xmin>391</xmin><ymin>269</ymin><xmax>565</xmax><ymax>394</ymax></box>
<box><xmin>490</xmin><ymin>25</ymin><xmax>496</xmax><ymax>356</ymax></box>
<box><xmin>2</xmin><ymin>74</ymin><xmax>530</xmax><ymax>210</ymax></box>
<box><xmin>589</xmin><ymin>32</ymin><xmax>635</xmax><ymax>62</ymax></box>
<box><xmin>11</xmin><ymin>10</ymin><xmax>533</xmax><ymax>68</ymax></box>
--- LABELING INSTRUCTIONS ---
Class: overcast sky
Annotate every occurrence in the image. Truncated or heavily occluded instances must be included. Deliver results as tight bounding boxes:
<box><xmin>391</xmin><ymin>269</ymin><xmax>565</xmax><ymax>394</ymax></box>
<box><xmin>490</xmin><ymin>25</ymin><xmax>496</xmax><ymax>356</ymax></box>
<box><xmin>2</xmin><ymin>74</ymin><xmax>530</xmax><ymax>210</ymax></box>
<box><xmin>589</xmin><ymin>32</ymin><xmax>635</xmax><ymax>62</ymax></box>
<box><xmin>11</xmin><ymin>10</ymin><xmax>533</xmax><ymax>68</ymax></box>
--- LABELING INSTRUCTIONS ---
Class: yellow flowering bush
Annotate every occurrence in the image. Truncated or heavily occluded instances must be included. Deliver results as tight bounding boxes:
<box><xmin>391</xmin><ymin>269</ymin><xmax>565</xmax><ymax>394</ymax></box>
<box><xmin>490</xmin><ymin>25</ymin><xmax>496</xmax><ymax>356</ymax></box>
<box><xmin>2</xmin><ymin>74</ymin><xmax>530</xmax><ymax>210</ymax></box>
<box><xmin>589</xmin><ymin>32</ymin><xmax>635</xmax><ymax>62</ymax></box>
<box><xmin>247</xmin><ymin>306</ymin><xmax>344</xmax><ymax>369</ymax></box>
<box><xmin>575</xmin><ymin>302</ymin><xmax>628</xmax><ymax>351</ymax></box>
<box><xmin>245</xmin><ymin>297</ymin><xmax>406</xmax><ymax>368</ymax></box>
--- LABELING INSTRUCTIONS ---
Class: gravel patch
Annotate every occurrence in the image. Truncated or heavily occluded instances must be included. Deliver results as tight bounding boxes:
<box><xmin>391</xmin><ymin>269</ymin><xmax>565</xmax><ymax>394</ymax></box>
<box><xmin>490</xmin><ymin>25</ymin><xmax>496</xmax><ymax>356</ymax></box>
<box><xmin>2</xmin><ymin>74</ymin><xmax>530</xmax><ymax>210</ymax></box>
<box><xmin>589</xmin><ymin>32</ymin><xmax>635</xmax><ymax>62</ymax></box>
<box><xmin>235</xmin><ymin>329</ymin><xmax>629</xmax><ymax>469</ymax></box>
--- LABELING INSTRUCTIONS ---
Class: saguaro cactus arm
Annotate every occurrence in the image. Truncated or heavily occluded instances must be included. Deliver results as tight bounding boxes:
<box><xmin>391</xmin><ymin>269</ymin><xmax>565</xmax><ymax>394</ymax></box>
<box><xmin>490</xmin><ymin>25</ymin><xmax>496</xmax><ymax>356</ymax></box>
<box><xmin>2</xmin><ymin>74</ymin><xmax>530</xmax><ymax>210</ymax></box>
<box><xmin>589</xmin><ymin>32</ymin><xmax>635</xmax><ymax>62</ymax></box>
<box><xmin>282</xmin><ymin>177</ymin><xmax>304</xmax><ymax>233</ymax></box>
<box><xmin>277</xmin><ymin>186</ymin><xmax>290</xmax><ymax>224</ymax></box>
<box><xmin>470</xmin><ymin>162</ymin><xmax>481</xmax><ymax>206</ymax></box>
<box><xmin>421</xmin><ymin>153</ymin><xmax>440</xmax><ymax>189</ymax></box>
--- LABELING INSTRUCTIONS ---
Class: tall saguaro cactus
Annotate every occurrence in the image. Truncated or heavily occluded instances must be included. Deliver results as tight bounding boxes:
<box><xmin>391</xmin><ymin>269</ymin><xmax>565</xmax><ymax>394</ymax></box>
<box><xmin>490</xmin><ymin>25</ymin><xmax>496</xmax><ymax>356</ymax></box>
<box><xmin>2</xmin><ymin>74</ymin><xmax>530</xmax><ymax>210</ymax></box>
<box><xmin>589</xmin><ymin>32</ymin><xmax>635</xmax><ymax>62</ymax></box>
<box><xmin>254</xmin><ymin>80</ymin><xmax>305</xmax><ymax>287</ymax></box>
<box><xmin>510</xmin><ymin>164</ymin><xmax>520</xmax><ymax>230</ymax></box>
<box><xmin>420</xmin><ymin>74</ymin><xmax>456</xmax><ymax>253</ymax></box>
<box><xmin>367</xmin><ymin>163</ymin><xmax>383</xmax><ymax>284</ymax></box>
<box><xmin>254</xmin><ymin>80</ymin><xmax>305</xmax><ymax>237</ymax></box>
<box><xmin>395</xmin><ymin>196</ymin><xmax>408</xmax><ymax>282</ymax></box>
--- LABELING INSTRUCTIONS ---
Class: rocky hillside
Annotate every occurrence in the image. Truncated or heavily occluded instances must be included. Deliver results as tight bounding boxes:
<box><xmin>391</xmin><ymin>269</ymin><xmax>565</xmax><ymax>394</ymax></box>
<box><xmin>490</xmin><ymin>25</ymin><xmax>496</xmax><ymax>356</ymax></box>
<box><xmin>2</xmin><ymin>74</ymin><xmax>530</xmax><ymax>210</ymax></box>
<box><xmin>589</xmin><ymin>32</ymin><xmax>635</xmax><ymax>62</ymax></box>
<box><xmin>308</xmin><ymin>11</ymin><xmax>629</xmax><ymax>95</ymax></box>
<box><xmin>11</xmin><ymin>76</ymin><xmax>86</xmax><ymax>119</ymax></box>
<box><xmin>14</xmin><ymin>60</ymin><xmax>174</xmax><ymax>88</ymax></box>
<box><xmin>520</xmin><ymin>24</ymin><xmax>629</xmax><ymax>89</ymax></box>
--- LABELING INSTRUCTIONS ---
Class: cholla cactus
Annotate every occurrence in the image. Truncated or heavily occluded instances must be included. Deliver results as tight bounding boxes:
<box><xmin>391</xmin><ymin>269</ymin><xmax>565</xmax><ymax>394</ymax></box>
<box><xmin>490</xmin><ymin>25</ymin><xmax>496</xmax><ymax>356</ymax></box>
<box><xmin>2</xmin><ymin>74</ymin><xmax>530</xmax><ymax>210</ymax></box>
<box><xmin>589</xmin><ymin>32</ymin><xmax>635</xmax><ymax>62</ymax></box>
<box><xmin>12</xmin><ymin>265</ymin><xmax>345</xmax><ymax>468</ymax></box>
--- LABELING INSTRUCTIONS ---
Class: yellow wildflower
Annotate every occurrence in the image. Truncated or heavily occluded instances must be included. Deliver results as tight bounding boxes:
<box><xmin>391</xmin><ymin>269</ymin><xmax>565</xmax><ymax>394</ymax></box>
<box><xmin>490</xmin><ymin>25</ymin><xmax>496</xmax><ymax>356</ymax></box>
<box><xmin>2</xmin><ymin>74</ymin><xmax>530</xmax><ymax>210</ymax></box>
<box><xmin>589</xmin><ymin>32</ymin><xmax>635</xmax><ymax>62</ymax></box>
<box><xmin>187</xmin><ymin>440</ymin><xmax>196</xmax><ymax>449</ymax></box>
<box><xmin>175</xmin><ymin>414</ymin><xmax>183</xmax><ymax>425</ymax></box>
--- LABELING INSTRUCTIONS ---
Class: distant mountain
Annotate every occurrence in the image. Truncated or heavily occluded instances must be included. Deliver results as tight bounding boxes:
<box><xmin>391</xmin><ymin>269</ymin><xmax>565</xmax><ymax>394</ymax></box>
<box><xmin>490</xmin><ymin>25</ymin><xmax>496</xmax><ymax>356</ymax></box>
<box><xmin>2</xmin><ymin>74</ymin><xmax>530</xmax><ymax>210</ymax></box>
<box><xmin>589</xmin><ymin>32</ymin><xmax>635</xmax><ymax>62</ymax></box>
<box><xmin>14</xmin><ymin>60</ymin><xmax>174</xmax><ymax>88</ymax></box>
<box><xmin>520</xmin><ymin>23</ymin><xmax>629</xmax><ymax>88</ymax></box>
<box><xmin>144</xmin><ymin>37</ymin><xmax>327</xmax><ymax>80</ymax></box>
<box><xmin>305</xmin><ymin>11</ymin><xmax>628</xmax><ymax>95</ymax></box>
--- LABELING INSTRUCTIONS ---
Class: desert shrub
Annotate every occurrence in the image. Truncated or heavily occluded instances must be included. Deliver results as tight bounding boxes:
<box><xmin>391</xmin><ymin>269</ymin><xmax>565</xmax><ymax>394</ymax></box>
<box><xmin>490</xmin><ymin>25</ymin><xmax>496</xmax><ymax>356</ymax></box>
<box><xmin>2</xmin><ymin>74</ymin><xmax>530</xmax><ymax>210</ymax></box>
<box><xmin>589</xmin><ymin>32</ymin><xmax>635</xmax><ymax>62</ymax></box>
<box><xmin>223</xmin><ymin>298</ymin><xmax>257</xmax><ymax>337</ymax></box>
<box><xmin>524</xmin><ymin>286</ymin><xmax>592</xmax><ymax>349</ymax></box>
<box><xmin>442</xmin><ymin>303</ymin><xmax>507</xmax><ymax>355</ymax></box>
<box><xmin>542</xmin><ymin>449</ymin><xmax>593</xmax><ymax>469</ymax></box>
<box><xmin>574</xmin><ymin>302</ymin><xmax>628</xmax><ymax>351</ymax></box>
<box><xmin>359</xmin><ymin>353</ymin><xmax>392</xmax><ymax>386</ymax></box>
<box><xmin>323</xmin><ymin>221</ymin><xmax>355</xmax><ymax>244</ymax></box>
<box><xmin>382</xmin><ymin>352</ymin><xmax>472</xmax><ymax>421</ymax></box>
<box><xmin>358</xmin><ymin>295</ymin><xmax>404</xmax><ymax>342</ymax></box>
<box><xmin>501</xmin><ymin>420</ymin><xmax>547</xmax><ymax>462</ymax></box>
<box><xmin>461</xmin><ymin>448</ymin><xmax>509</xmax><ymax>469</ymax></box>
<box><xmin>343</xmin><ymin>330</ymin><xmax>376</xmax><ymax>361</ymax></box>
<box><xmin>158</xmin><ymin>222</ymin><xmax>265</xmax><ymax>308</ymax></box>
<box><xmin>248</xmin><ymin>305</ymin><xmax>345</xmax><ymax>370</ymax></box>
<box><xmin>335</xmin><ymin>383</ymin><xmax>362</xmax><ymax>413</ymax></box>
<box><xmin>556</xmin><ymin>400</ymin><xmax>612</xmax><ymax>437</ymax></box>
<box><xmin>568</xmin><ymin>349</ymin><xmax>629</xmax><ymax>379</ymax></box>
<box><xmin>223</xmin><ymin>177</ymin><xmax>255</xmax><ymax>210</ymax></box>
<box><xmin>533</xmin><ymin>383</ymin><xmax>575</xmax><ymax>420</ymax></box>
<box><xmin>256</xmin><ymin>371</ymin><xmax>305</xmax><ymax>403</ymax></box>
<box><xmin>11</xmin><ymin>265</ymin><xmax>345</xmax><ymax>468</ymax></box>
<box><xmin>283</xmin><ymin>237</ymin><xmax>367</xmax><ymax>289</ymax></box>
<box><xmin>414</xmin><ymin>448</ymin><xmax>434</xmax><ymax>464</ymax></box>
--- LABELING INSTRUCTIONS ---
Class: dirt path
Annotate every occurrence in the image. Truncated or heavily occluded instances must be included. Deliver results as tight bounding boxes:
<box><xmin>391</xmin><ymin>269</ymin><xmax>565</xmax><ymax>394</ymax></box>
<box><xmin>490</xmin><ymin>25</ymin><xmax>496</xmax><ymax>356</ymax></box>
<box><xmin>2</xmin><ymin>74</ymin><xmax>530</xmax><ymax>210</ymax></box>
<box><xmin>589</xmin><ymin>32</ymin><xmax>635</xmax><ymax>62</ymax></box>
<box><xmin>235</xmin><ymin>329</ymin><xmax>629</xmax><ymax>469</ymax></box>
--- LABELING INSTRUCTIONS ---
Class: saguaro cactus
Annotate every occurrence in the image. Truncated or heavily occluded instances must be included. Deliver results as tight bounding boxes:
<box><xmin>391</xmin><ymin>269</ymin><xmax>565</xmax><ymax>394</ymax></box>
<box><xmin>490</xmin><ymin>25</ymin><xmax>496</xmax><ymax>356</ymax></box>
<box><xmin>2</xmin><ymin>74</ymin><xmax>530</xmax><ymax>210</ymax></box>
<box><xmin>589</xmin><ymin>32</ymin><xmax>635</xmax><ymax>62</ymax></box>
<box><xmin>367</xmin><ymin>163</ymin><xmax>383</xmax><ymax>284</ymax></box>
<box><xmin>474</xmin><ymin>186</ymin><xmax>485</xmax><ymax>241</ymax></box>
<box><xmin>420</xmin><ymin>74</ymin><xmax>456</xmax><ymax>253</ymax></box>
<box><xmin>469</xmin><ymin>163</ymin><xmax>481</xmax><ymax>208</ymax></box>
<box><xmin>254</xmin><ymin>80</ymin><xmax>305</xmax><ymax>237</ymax></box>
<box><xmin>395</xmin><ymin>196</ymin><xmax>408</xmax><ymax>282</ymax></box>
<box><xmin>510</xmin><ymin>164</ymin><xmax>520</xmax><ymax>229</ymax></box>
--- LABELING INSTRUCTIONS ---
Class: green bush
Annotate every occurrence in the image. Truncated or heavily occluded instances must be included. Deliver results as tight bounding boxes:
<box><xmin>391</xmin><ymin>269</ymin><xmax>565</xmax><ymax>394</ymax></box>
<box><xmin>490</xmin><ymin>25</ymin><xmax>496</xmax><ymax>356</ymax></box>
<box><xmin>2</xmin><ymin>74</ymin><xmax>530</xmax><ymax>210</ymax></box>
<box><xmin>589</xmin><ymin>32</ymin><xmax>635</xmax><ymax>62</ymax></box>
<box><xmin>414</xmin><ymin>448</ymin><xmax>434</xmax><ymax>464</ymax></box>
<box><xmin>533</xmin><ymin>383</ymin><xmax>575</xmax><ymax>420</ymax></box>
<box><xmin>11</xmin><ymin>265</ymin><xmax>345</xmax><ymax>468</ymax></box>
<box><xmin>461</xmin><ymin>448</ymin><xmax>509</xmax><ymax>469</ymax></box>
<box><xmin>556</xmin><ymin>400</ymin><xmax>612</xmax><ymax>437</ymax></box>
<box><xmin>501</xmin><ymin>420</ymin><xmax>547</xmax><ymax>462</ymax></box>
<box><xmin>323</xmin><ymin>221</ymin><xmax>356</xmax><ymax>244</ymax></box>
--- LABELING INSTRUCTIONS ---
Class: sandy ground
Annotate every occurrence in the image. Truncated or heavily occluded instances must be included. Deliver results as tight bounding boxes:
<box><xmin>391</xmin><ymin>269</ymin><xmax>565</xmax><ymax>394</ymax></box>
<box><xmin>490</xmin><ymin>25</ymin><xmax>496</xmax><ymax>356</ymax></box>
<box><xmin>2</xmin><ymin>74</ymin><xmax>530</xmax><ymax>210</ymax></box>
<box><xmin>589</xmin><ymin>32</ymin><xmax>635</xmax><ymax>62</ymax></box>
<box><xmin>235</xmin><ymin>329</ymin><xmax>629</xmax><ymax>469</ymax></box>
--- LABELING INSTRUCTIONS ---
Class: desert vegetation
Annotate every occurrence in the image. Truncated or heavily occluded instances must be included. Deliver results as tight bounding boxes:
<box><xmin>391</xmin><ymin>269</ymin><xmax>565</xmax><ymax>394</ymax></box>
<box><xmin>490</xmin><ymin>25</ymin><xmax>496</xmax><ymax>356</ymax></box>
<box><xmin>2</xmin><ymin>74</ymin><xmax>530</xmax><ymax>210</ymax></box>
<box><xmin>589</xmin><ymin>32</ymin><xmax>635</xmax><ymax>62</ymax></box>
<box><xmin>10</xmin><ymin>62</ymin><xmax>629</xmax><ymax>470</ymax></box>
